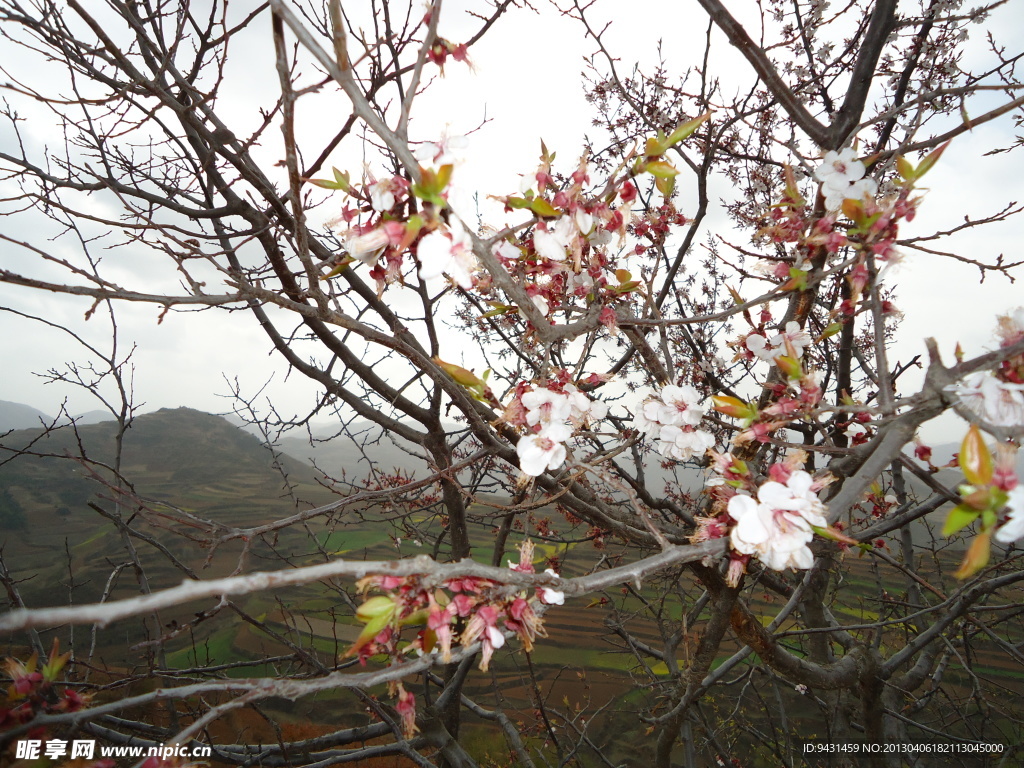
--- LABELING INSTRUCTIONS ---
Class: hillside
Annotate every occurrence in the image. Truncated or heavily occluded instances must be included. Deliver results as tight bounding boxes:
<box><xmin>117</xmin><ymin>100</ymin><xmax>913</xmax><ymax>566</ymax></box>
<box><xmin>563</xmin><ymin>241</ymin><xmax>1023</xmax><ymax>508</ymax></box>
<box><xmin>0</xmin><ymin>400</ymin><xmax>52</xmax><ymax>432</ymax></box>
<box><xmin>0</xmin><ymin>407</ymin><xmax>337</xmax><ymax>534</ymax></box>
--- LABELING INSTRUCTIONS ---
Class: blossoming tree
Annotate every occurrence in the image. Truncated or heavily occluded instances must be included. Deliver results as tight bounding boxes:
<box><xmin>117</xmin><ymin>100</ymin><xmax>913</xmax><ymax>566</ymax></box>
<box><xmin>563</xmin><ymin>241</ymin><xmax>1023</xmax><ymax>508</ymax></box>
<box><xmin>2</xmin><ymin>0</ymin><xmax>1024</xmax><ymax>766</ymax></box>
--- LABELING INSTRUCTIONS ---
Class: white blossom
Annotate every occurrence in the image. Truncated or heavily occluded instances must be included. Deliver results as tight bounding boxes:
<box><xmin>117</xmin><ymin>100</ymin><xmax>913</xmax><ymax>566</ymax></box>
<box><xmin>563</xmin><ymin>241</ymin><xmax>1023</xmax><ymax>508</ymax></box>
<box><xmin>634</xmin><ymin>384</ymin><xmax>714</xmax><ymax>461</ymax></box>
<box><xmin>416</xmin><ymin>218</ymin><xmax>477</xmax><ymax>290</ymax></box>
<box><xmin>492</xmin><ymin>240</ymin><xmax>521</xmax><ymax>261</ymax></box>
<box><xmin>950</xmin><ymin>372</ymin><xmax>1024</xmax><ymax>428</ymax></box>
<box><xmin>814</xmin><ymin>148</ymin><xmax>865</xmax><ymax>188</ymax></box>
<box><xmin>342</xmin><ymin>229</ymin><xmax>390</xmax><ymax>265</ymax></box>
<box><xmin>521</xmin><ymin>387</ymin><xmax>572</xmax><ymax>428</ymax></box>
<box><xmin>728</xmin><ymin>471</ymin><xmax>827</xmax><ymax>571</ymax></box>
<box><xmin>573</xmin><ymin>208</ymin><xmax>594</xmax><ymax>236</ymax></box>
<box><xmin>485</xmin><ymin>625</ymin><xmax>506</xmax><ymax>649</ymax></box>
<box><xmin>533</xmin><ymin>216</ymin><xmax>574</xmax><ymax>261</ymax></box>
<box><xmin>994</xmin><ymin>487</ymin><xmax>1024</xmax><ymax>544</ymax></box>
<box><xmin>516</xmin><ymin>424</ymin><xmax>571</xmax><ymax>477</ymax></box>
<box><xmin>657</xmin><ymin>424</ymin><xmax>716</xmax><ymax>461</ymax></box>
<box><xmin>368</xmin><ymin>180</ymin><xmax>396</xmax><ymax>212</ymax></box>
<box><xmin>746</xmin><ymin>321</ymin><xmax>812</xmax><ymax>361</ymax></box>
<box><xmin>657</xmin><ymin>384</ymin><xmax>707</xmax><ymax>427</ymax></box>
<box><xmin>539</xmin><ymin>569</ymin><xmax>565</xmax><ymax>605</ymax></box>
<box><xmin>813</xmin><ymin>147</ymin><xmax>878</xmax><ymax>210</ymax></box>
<box><xmin>415</xmin><ymin>133</ymin><xmax>468</xmax><ymax>168</ymax></box>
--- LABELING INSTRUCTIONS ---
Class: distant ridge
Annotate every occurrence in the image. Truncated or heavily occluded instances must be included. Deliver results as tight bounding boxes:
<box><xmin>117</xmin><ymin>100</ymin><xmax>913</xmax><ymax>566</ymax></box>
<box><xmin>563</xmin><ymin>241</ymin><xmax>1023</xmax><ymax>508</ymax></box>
<box><xmin>0</xmin><ymin>400</ymin><xmax>52</xmax><ymax>431</ymax></box>
<box><xmin>0</xmin><ymin>407</ymin><xmax>333</xmax><ymax>531</ymax></box>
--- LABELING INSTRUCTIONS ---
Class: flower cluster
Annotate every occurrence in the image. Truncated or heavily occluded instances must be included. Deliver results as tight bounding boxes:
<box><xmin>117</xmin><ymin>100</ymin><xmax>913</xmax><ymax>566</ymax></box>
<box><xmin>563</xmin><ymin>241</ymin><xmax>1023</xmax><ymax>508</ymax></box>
<box><xmin>745</xmin><ymin>320</ymin><xmax>813</xmax><ymax>361</ymax></box>
<box><xmin>506</xmin><ymin>374</ymin><xmax>607</xmax><ymax>476</ymax></box>
<box><xmin>320</xmin><ymin>134</ymin><xmax>480</xmax><ymax>296</ymax></box>
<box><xmin>940</xmin><ymin>426</ymin><xmax>1024</xmax><ymax>577</ymax></box>
<box><xmin>950</xmin><ymin>309</ymin><xmax>1024</xmax><ymax>428</ymax></box>
<box><xmin>482</xmin><ymin>156</ymin><xmax>647</xmax><ymax>332</ymax></box>
<box><xmin>727</xmin><ymin>469</ymin><xmax>828</xmax><ymax>574</ymax></box>
<box><xmin>813</xmin><ymin>147</ymin><xmax>878</xmax><ymax>211</ymax></box>
<box><xmin>634</xmin><ymin>384</ymin><xmax>715</xmax><ymax>460</ymax></box>
<box><xmin>346</xmin><ymin>542</ymin><xmax>565</xmax><ymax>736</ymax></box>
<box><xmin>1</xmin><ymin>640</ymin><xmax>90</xmax><ymax>736</ymax></box>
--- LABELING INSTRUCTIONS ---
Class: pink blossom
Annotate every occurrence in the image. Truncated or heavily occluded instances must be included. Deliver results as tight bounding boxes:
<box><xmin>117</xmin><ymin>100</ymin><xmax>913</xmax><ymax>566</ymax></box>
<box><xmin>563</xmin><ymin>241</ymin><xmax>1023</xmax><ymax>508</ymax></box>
<box><xmin>463</xmin><ymin>604</ymin><xmax>505</xmax><ymax>671</ymax></box>
<box><xmin>396</xmin><ymin>686</ymin><xmax>418</xmax><ymax>737</ymax></box>
<box><xmin>428</xmin><ymin>598</ymin><xmax>454</xmax><ymax>661</ymax></box>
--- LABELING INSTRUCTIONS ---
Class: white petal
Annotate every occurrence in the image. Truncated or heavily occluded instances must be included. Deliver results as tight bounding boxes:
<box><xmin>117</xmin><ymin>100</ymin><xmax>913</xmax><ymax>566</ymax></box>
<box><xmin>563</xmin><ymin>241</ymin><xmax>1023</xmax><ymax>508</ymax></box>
<box><xmin>485</xmin><ymin>626</ymin><xmax>506</xmax><ymax>649</ymax></box>
<box><xmin>417</xmin><ymin>231</ymin><xmax>452</xmax><ymax>280</ymax></box>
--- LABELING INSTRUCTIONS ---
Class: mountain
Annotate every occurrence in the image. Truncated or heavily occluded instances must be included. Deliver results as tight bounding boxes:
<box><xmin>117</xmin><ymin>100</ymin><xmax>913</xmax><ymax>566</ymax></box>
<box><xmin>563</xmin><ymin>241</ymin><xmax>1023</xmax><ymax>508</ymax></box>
<box><xmin>59</xmin><ymin>409</ymin><xmax>116</xmax><ymax>425</ymax></box>
<box><xmin>0</xmin><ymin>407</ymin><xmax>336</xmax><ymax>533</ymax></box>
<box><xmin>0</xmin><ymin>400</ymin><xmax>52</xmax><ymax>432</ymax></box>
<box><xmin>277</xmin><ymin>425</ymin><xmax>428</xmax><ymax>480</ymax></box>
<box><xmin>220</xmin><ymin>413</ymin><xmax>430</xmax><ymax>479</ymax></box>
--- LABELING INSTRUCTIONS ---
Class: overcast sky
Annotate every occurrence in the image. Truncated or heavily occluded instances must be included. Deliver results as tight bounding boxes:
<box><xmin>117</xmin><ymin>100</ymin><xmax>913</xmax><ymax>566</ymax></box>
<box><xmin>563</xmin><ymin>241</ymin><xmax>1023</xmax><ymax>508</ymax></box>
<box><xmin>1</xmin><ymin>0</ymin><xmax>1022</xmax><ymax>445</ymax></box>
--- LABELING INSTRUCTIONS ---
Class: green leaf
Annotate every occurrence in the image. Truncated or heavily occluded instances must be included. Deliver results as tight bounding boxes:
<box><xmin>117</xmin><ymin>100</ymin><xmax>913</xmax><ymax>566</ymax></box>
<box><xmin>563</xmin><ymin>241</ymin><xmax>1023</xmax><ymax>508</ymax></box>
<box><xmin>943</xmin><ymin>504</ymin><xmax>980</xmax><ymax>537</ymax></box>
<box><xmin>320</xmin><ymin>256</ymin><xmax>355</xmax><ymax>280</ymax></box>
<box><xmin>481</xmin><ymin>304</ymin><xmax>516</xmax><ymax>318</ymax></box>
<box><xmin>645</xmin><ymin>160</ymin><xmax>679</xmax><ymax>179</ymax></box>
<box><xmin>819</xmin><ymin>322</ymin><xmax>844</xmax><ymax>339</ymax></box>
<box><xmin>613</xmin><ymin>280</ymin><xmax>641</xmax><ymax>294</ymax></box>
<box><xmin>712</xmin><ymin>395</ymin><xmax>756</xmax><ymax>421</ymax></box>
<box><xmin>916</xmin><ymin>140</ymin><xmax>951</xmax><ymax>180</ymax></box>
<box><xmin>644</xmin><ymin>136</ymin><xmax>664</xmax><ymax>158</ymax></box>
<box><xmin>841</xmin><ymin>197</ymin><xmax>866</xmax><ymax>226</ymax></box>
<box><xmin>306</xmin><ymin>167</ymin><xmax>350</xmax><ymax>191</ymax></box>
<box><xmin>356</xmin><ymin>595</ymin><xmax>398</xmax><ymax>623</ymax></box>
<box><xmin>809</xmin><ymin>524</ymin><xmax>859</xmax><ymax>546</ymax></box>
<box><xmin>345</xmin><ymin>595</ymin><xmax>397</xmax><ymax>658</ymax></box>
<box><xmin>435</xmin><ymin>357</ymin><xmax>483</xmax><ymax>388</ymax></box>
<box><xmin>529</xmin><ymin>197</ymin><xmax>560</xmax><ymax>218</ymax></box>
<box><xmin>954</xmin><ymin>528</ymin><xmax>991</xmax><ymax>580</ymax></box>
<box><xmin>665</xmin><ymin>111</ymin><xmax>711</xmax><ymax>147</ymax></box>
<box><xmin>307</xmin><ymin>178</ymin><xmax>346</xmax><ymax>190</ymax></box>
<box><xmin>774</xmin><ymin>354</ymin><xmax>803</xmax><ymax>380</ymax></box>
<box><xmin>398</xmin><ymin>608</ymin><xmax>430</xmax><ymax>627</ymax></box>
<box><xmin>895</xmin><ymin>155</ymin><xmax>914</xmax><ymax>182</ymax></box>
<box><xmin>787</xmin><ymin>267</ymin><xmax>808</xmax><ymax>291</ymax></box>
<box><xmin>412</xmin><ymin>165</ymin><xmax>453</xmax><ymax>206</ymax></box>
<box><xmin>655</xmin><ymin>175</ymin><xmax>676</xmax><ymax>198</ymax></box>
<box><xmin>960</xmin><ymin>424</ymin><xmax>993</xmax><ymax>486</ymax></box>
<box><xmin>782</xmin><ymin>164</ymin><xmax>806</xmax><ymax>206</ymax></box>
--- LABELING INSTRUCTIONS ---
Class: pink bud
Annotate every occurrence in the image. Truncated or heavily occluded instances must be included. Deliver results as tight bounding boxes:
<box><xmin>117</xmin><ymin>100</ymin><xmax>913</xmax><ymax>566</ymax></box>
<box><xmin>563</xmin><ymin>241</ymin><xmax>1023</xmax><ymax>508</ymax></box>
<box><xmin>767</xmin><ymin>462</ymin><xmax>792</xmax><ymax>484</ymax></box>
